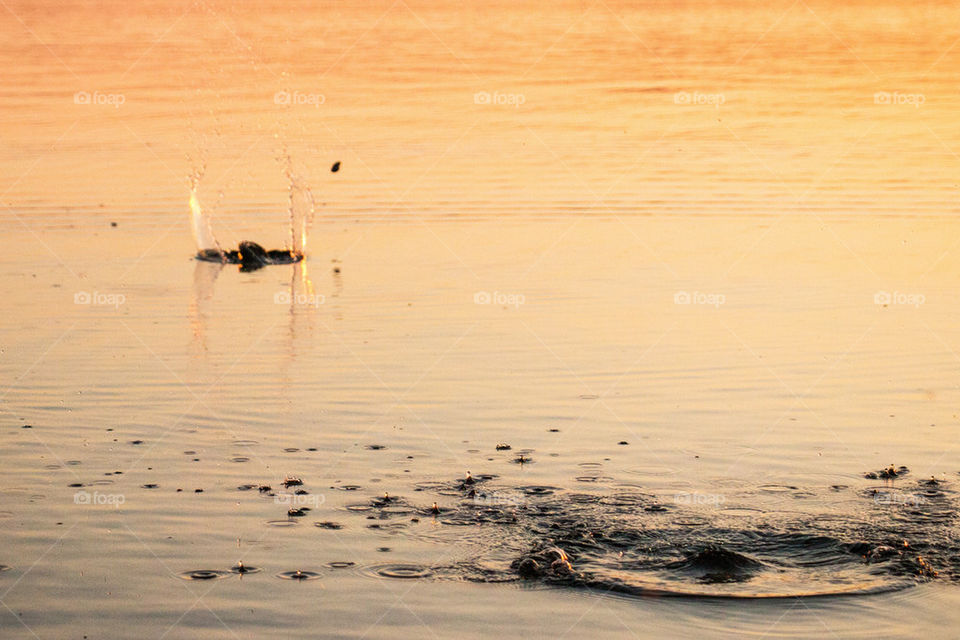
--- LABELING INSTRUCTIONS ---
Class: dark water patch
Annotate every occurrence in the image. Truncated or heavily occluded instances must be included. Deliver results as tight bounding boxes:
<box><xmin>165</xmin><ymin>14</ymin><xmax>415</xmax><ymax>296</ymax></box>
<box><xmin>141</xmin><ymin>483</ymin><xmax>158</xmax><ymax>489</ymax></box>
<box><xmin>315</xmin><ymin>521</ymin><xmax>343</xmax><ymax>529</ymax></box>
<box><xmin>365</xmin><ymin>444</ymin><xmax>387</xmax><ymax>450</ymax></box>
<box><xmin>179</xmin><ymin>570</ymin><xmax>230</xmax><ymax>581</ymax></box>
<box><xmin>230</xmin><ymin>457</ymin><xmax>250</xmax><ymax>463</ymax></box>
<box><xmin>276</xmin><ymin>570</ymin><xmax>321</xmax><ymax>581</ymax></box>
<box><xmin>237</xmin><ymin>484</ymin><xmax>257</xmax><ymax>491</ymax></box>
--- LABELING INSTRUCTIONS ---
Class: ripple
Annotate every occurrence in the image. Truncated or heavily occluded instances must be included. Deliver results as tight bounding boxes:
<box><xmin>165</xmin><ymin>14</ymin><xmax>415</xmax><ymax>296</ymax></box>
<box><xmin>229</xmin><ymin>564</ymin><xmax>262</xmax><ymax>575</ymax></box>
<box><xmin>276</xmin><ymin>570</ymin><xmax>322</xmax><ymax>581</ymax></box>
<box><xmin>265</xmin><ymin>519</ymin><xmax>299</xmax><ymax>527</ymax></box>
<box><xmin>517</xmin><ymin>485</ymin><xmax>560</xmax><ymax>497</ymax></box>
<box><xmin>345</xmin><ymin>504</ymin><xmax>373</xmax><ymax>512</ymax></box>
<box><xmin>327</xmin><ymin>561</ymin><xmax>356</xmax><ymax>569</ymax></box>
<box><xmin>758</xmin><ymin>484</ymin><xmax>798</xmax><ymax>493</ymax></box>
<box><xmin>362</xmin><ymin>563</ymin><xmax>434</xmax><ymax>579</ymax></box>
<box><xmin>232</xmin><ymin>440</ymin><xmax>259</xmax><ymax>447</ymax></box>
<box><xmin>231</xmin><ymin>457</ymin><xmax>250</xmax><ymax>463</ymax></box>
<box><xmin>178</xmin><ymin>570</ymin><xmax>230</xmax><ymax>581</ymax></box>
<box><xmin>719</xmin><ymin>507</ymin><xmax>764</xmax><ymax>517</ymax></box>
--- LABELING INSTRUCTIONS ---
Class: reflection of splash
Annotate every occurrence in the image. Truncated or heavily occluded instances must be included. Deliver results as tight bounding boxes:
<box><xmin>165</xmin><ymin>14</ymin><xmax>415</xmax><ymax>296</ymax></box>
<box><xmin>189</xmin><ymin>259</ymin><xmax>223</xmax><ymax>355</ymax></box>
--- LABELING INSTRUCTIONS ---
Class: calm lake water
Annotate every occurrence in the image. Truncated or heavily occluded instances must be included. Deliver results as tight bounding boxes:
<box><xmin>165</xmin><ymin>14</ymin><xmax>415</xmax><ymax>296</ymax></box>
<box><xmin>4</xmin><ymin>1</ymin><xmax>960</xmax><ymax>638</ymax></box>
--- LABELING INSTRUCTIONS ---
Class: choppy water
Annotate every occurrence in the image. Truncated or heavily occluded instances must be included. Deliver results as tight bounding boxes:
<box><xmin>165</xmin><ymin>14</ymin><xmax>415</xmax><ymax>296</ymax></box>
<box><xmin>4</xmin><ymin>0</ymin><xmax>960</xmax><ymax>638</ymax></box>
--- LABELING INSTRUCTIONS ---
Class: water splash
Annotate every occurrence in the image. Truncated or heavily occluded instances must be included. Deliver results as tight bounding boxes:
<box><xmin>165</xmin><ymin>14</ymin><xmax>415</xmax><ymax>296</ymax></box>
<box><xmin>286</xmin><ymin>163</ymin><xmax>315</xmax><ymax>255</ymax></box>
<box><xmin>188</xmin><ymin>168</ymin><xmax>221</xmax><ymax>254</ymax></box>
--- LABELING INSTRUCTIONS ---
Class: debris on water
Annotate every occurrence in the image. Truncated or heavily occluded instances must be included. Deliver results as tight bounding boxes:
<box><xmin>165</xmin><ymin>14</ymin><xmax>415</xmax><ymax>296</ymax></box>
<box><xmin>618</xmin><ymin>441</ymin><xmax>629</xmax><ymax>445</ymax></box>
<box><xmin>141</xmin><ymin>484</ymin><xmax>158</xmax><ymax>489</ymax></box>
<box><xmin>867</xmin><ymin>465</ymin><xmax>909</xmax><ymax>480</ymax></box>
<box><xmin>258</xmin><ymin>485</ymin><xmax>273</xmax><ymax>493</ymax></box>
<box><xmin>288</xmin><ymin>508</ymin><xmax>309</xmax><ymax>517</ymax></box>
<box><xmin>513</xmin><ymin>455</ymin><xmax>531</xmax><ymax>464</ymax></box>
<box><xmin>130</xmin><ymin>440</ymin><xmax>143</xmax><ymax>445</ymax></box>
<box><xmin>331</xmin><ymin>161</ymin><xmax>340</xmax><ymax>172</ymax></box>
<box><xmin>21</xmin><ymin>425</ymin><xmax>31</xmax><ymax>429</ymax></box>
<box><xmin>366</xmin><ymin>444</ymin><xmax>386</xmax><ymax>450</ymax></box>
<box><xmin>282</xmin><ymin>477</ymin><xmax>303</xmax><ymax>488</ymax></box>
<box><xmin>314</xmin><ymin>521</ymin><xmax>343</xmax><ymax>530</ymax></box>
<box><xmin>496</xmin><ymin>443</ymin><xmax>512</xmax><ymax>451</ymax></box>
<box><xmin>194</xmin><ymin>489</ymin><xmax>203</xmax><ymax>493</ymax></box>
